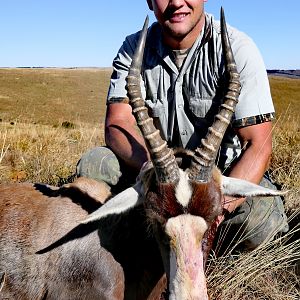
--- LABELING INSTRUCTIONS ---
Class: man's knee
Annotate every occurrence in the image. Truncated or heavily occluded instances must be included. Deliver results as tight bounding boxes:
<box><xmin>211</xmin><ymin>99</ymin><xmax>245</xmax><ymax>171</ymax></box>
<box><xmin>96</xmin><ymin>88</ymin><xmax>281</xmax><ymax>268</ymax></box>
<box><xmin>76</xmin><ymin>147</ymin><xmax>122</xmax><ymax>186</ymax></box>
<box><xmin>242</xmin><ymin>200</ymin><xmax>288</xmax><ymax>249</ymax></box>
<box><xmin>222</xmin><ymin>176</ymin><xmax>289</xmax><ymax>250</ymax></box>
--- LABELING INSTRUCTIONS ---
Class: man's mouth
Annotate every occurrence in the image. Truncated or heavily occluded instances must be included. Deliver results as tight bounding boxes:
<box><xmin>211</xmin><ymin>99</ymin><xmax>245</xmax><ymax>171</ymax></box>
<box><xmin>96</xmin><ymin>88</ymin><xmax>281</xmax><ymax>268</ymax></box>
<box><xmin>169</xmin><ymin>13</ymin><xmax>189</xmax><ymax>23</ymax></box>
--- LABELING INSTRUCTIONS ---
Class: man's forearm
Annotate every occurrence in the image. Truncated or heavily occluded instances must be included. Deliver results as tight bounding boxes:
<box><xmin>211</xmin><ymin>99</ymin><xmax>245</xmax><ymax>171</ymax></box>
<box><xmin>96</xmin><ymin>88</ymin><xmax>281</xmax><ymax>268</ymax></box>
<box><xmin>223</xmin><ymin>140</ymin><xmax>272</xmax><ymax>213</ymax></box>
<box><xmin>222</xmin><ymin>121</ymin><xmax>273</xmax><ymax>213</ymax></box>
<box><xmin>105</xmin><ymin>103</ymin><xmax>150</xmax><ymax>172</ymax></box>
<box><xmin>105</xmin><ymin>121</ymin><xmax>150</xmax><ymax>171</ymax></box>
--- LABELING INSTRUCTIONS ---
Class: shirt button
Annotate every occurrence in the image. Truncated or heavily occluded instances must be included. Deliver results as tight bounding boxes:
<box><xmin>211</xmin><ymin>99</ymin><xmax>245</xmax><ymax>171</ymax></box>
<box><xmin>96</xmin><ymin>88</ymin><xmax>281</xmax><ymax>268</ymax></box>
<box><xmin>181</xmin><ymin>130</ymin><xmax>187</xmax><ymax>135</ymax></box>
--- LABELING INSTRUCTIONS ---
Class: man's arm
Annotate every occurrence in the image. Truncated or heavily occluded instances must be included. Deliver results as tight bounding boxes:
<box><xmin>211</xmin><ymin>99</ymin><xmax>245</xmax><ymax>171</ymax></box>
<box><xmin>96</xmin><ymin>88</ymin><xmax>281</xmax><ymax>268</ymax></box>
<box><xmin>223</xmin><ymin>121</ymin><xmax>273</xmax><ymax>213</ymax></box>
<box><xmin>105</xmin><ymin>102</ymin><xmax>150</xmax><ymax>173</ymax></box>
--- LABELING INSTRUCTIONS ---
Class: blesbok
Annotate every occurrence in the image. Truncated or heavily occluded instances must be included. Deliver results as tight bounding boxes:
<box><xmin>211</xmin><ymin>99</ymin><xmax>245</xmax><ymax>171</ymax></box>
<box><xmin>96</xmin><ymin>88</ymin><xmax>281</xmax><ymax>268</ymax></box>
<box><xmin>0</xmin><ymin>8</ymin><xmax>285</xmax><ymax>300</ymax></box>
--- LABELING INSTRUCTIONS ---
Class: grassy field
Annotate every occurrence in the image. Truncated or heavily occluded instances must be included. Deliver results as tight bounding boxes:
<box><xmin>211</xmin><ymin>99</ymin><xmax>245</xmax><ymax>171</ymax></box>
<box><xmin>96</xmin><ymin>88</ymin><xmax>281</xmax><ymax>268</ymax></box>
<box><xmin>268</xmin><ymin>76</ymin><xmax>300</xmax><ymax>213</ymax></box>
<box><xmin>0</xmin><ymin>68</ymin><xmax>111</xmax><ymax>184</ymax></box>
<box><xmin>0</xmin><ymin>68</ymin><xmax>299</xmax><ymax>298</ymax></box>
<box><xmin>0</xmin><ymin>68</ymin><xmax>111</xmax><ymax>126</ymax></box>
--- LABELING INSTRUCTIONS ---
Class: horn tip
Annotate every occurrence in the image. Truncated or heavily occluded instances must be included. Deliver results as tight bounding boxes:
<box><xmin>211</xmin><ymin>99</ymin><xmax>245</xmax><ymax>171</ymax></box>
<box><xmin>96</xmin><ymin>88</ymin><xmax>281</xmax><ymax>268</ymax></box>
<box><xmin>220</xmin><ymin>7</ymin><xmax>225</xmax><ymax>24</ymax></box>
<box><xmin>144</xmin><ymin>15</ymin><xmax>149</xmax><ymax>29</ymax></box>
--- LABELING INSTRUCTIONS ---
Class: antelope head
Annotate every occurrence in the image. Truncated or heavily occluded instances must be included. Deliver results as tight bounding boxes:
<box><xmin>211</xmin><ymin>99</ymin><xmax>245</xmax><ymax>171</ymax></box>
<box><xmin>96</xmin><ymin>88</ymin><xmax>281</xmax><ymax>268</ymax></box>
<box><xmin>82</xmin><ymin>8</ymin><xmax>285</xmax><ymax>300</ymax></box>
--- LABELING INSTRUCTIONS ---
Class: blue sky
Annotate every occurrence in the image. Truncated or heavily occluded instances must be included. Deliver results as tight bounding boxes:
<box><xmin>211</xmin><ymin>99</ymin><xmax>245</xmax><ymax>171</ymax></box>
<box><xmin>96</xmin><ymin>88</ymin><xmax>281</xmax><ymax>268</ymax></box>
<box><xmin>1</xmin><ymin>1</ymin><xmax>299</xmax><ymax>69</ymax></box>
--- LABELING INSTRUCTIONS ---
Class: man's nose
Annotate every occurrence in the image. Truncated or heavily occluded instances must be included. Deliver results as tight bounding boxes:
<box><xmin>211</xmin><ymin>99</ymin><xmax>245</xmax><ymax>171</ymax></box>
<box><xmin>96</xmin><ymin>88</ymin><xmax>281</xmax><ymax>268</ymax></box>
<box><xmin>168</xmin><ymin>0</ymin><xmax>186</xmax><ymax>8</ymax></box>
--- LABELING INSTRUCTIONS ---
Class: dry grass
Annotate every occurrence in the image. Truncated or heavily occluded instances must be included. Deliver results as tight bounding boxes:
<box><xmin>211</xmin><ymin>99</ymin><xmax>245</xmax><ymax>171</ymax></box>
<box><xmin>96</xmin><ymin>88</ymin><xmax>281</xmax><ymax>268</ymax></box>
<box><xmin>208</xmin><ymin>250</ymin><xmax>300</xmax><ymax>299</ymax></box>
<box><xmin>0</xmin><ymin>121</ymin><xmax>104</xmax><ymax>185</ymax></box>
<box><xmin>268</xmin><ymin>77</ymin><xmax>300</xmax><ymax>213</ymax></box>
<box><xmin>0</xmin><ymin>69</ymin><xmax>299</xmax><ymax>299</ymax></box>
<box><xmin>207</xmin><ymin>210</ymin><xmax>300</xmax><ymax>299</ymax></box>
<box><xmin>0</xmin><ymin>68</ymin><xmax>109</xmax><ymax>185</ymax></box>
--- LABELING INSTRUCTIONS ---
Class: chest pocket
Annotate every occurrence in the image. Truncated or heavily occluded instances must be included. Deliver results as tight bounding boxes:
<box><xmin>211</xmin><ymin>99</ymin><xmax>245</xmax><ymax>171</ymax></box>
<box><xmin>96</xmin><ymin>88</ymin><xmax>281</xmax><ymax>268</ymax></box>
<box><xmin>188</xmin><ymin>94</ymin><xmax>223</xmax><ymax>133</ymax></box>
<box><xmin>189</xmin><ymin>97</ymin><xmax>212</xmax><ymax>118</ymax></box>
<box><xmin>145</xmin><ymin>99</ymin><xmax>167</xmax><ymax>140</ymax></box>
<box><xmin>186</xmin><ymin>69</ymin><xmax>223</xmax><ymax>125</ymax></box>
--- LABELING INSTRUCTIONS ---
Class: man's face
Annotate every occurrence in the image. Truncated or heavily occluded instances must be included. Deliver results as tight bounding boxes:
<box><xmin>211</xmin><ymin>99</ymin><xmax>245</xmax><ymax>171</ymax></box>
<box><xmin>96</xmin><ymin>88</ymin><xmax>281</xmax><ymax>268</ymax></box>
<box><xmin>147</xmin><ymin>0</ymin><xmax>206</xmax><ymax>43</ymax></box>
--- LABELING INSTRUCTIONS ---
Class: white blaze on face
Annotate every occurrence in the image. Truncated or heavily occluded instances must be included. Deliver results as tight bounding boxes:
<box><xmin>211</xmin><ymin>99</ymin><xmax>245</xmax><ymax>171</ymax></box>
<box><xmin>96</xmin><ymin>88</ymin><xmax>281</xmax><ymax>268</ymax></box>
<box><xmin>175</xmin><ymin>169</ymin><xmax>193</xmax><ymax>207</ymax></box>
<box><xmin>165</xmin><ymin>214</ymin><xmax>209</xmax><ymax>300</ymax></box>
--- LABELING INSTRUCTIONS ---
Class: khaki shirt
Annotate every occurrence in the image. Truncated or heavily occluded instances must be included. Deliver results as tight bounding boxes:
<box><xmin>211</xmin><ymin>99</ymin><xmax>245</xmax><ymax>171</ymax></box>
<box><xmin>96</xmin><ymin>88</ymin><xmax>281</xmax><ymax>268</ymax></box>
<box><xmin>107</xmin><ymin>13</ymin><xmax>274</xmax><ymax>169</ymax></box>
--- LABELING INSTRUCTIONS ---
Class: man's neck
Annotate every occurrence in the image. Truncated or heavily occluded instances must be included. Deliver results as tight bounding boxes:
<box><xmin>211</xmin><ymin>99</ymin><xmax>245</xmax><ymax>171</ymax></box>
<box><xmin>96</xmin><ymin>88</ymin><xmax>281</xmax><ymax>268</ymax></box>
<box><xmin>163</xmin><ymin>13</ymin><xmax>206</xmax><ymax>50</ymax></box>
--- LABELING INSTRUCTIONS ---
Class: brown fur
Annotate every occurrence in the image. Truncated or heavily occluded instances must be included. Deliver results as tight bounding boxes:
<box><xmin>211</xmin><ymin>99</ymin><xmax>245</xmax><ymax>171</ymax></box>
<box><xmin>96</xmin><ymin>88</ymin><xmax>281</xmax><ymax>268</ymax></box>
<box><xmin>0</xmin><ymin>179</ymin><xmax>167</xmax><ymax>300</ymax></box>
<box><xmin>0</xmin><ymin>160</ymin><xmax>224</xmax><ymax>300</ymax></box>
<box><xmin>0</xmin><ymin>181</ymin><xmax>124</xmax><ymax>300</ymax></box>
<box><xmin>61</xmin><ymin>177</ymin><xmax>112</xmax><ymax>204</ymax></box>
<box><xmin>144</xmin><ymin>166</ymin><xmax>223</xmax><ymax>226</ymax></box>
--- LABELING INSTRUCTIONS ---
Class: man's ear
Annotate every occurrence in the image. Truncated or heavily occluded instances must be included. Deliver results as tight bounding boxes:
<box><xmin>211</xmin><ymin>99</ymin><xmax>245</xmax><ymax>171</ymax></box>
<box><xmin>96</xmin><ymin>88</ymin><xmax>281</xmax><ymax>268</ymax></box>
<box><xmin>147</xmin><ymin>0</ymin><xmax>153</xmax><ymax>11</ymax></box>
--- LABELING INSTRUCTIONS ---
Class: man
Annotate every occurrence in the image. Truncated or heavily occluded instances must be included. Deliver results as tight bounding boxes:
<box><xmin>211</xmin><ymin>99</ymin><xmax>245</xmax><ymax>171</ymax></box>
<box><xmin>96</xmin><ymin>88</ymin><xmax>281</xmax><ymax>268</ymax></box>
<box><xmin>77</xmin><ymin>0</ymin><xmax>288</xmax><ymax>250</ymax></box>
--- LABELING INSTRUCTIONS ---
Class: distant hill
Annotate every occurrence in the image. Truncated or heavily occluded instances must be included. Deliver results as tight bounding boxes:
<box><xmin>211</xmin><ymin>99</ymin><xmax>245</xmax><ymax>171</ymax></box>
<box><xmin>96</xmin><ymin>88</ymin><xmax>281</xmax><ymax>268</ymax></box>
<box><xmin>267</xmin><ymin>69</ymin><xmax>300</xmax><ymax>79</ymax></box>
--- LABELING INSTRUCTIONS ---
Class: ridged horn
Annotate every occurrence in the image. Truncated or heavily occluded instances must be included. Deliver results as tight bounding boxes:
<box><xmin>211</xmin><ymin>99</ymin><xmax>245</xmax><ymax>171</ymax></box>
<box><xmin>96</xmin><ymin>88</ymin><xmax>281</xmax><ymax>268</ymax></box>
<box><xmin>126</xmin><ymin>16</ymin><xmax>180</xmax><ymax>183</ymax></box>
<box><xmin>188</xmin><ymin>7</ymin><xmax>241</xmax><ymax>182</ymax></box>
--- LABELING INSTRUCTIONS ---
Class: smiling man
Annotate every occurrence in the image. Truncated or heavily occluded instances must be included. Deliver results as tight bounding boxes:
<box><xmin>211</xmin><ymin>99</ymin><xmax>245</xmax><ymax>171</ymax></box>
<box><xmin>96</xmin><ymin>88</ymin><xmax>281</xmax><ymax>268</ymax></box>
<box><xmin>147</xmin><ymin>0</ymin><xmax>207</xmax><ymax>48</ymax></box>
<box><xmin>77</xmin><ymin>0</ymin><xmax>288</xmax><ymax>250</ymax></box>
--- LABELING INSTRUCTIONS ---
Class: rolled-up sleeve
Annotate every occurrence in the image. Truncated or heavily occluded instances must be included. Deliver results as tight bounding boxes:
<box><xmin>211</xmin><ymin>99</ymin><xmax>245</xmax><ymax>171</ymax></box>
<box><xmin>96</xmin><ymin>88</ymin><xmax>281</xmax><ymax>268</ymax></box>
<box><xmin>107</xmin><ymin>34</ymin><xmax>137</xmax><ymax>104</ymax></box>
<box><xmin>231</xmin><ymin>31</ymin><xmax>275</xmax><ymax>127</ymax></box>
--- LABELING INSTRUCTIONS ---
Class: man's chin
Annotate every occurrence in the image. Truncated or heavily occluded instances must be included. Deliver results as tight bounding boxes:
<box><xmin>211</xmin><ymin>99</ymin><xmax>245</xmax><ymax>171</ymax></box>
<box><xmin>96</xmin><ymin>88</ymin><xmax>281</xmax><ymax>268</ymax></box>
<box><xmin>163</xmin><ymin>24</ymin><xmax>190</xmax><ymax>40</ymax></box>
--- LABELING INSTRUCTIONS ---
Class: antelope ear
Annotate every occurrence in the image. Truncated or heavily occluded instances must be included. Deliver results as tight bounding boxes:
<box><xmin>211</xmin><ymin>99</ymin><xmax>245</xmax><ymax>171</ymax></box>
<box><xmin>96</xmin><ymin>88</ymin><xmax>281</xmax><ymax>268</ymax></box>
<box><xmin>221</xmin><ymin>176</ymin><xmax>287</xmax><ymax>197</ymax></box>
<box><xmin>80</xmin><ymin>181</ymin><xmax>143</xmax><ymax>224</ymax></box>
